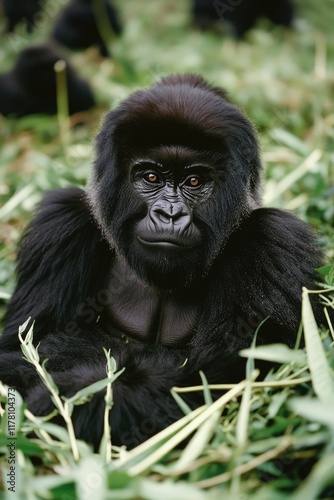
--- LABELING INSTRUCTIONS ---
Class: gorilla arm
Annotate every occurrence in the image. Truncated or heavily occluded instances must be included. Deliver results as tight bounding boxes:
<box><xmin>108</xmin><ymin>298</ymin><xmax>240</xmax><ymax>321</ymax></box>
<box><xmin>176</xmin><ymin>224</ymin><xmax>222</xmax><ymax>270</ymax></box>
<box><xmin>1</xmin><ymin>187</ymin><xmax>111</xmax><ymax>350</ymax></box>
<box><xmin>23</xmin><ymin>329</ymin><xmax>244</xmax><ymax>450</ymax></box>
<box><xmin>225</xmin><ymin>207</ymin><xmax>325</xmax><ymax>345</ymax></box>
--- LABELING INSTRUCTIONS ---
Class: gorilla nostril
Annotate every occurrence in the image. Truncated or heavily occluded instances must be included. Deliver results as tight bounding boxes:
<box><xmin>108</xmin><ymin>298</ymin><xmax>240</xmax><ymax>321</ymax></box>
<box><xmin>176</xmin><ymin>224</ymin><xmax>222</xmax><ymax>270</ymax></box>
<box><xmin>152</xmin><ymin>205</ymin><xmax>189</xmax><ymax>225</ymax></box>
<box><xmin>156</xmin><ymin>210</ymin><xmax>171</xmax><ymax>225</ymax></box>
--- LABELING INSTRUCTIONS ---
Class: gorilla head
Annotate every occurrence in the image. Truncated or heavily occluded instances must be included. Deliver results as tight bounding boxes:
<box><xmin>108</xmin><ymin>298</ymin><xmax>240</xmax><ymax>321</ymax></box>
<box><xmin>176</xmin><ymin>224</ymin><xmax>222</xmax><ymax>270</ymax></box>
<box><xmin>0</xmin><ymin>44</ymin><xmax>95</xmax><ymax>117</ymax></box>
<box><xmin>89</xmin><ymin>74</ymin><xmax>262</xmax><ymax>288</ymax></box>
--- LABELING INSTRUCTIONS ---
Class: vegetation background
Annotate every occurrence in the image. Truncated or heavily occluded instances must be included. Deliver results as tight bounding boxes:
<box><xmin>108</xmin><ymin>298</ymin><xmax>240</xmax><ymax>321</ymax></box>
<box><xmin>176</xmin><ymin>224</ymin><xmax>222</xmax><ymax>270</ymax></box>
<box><xmin>0</xmin><ymin>0</ymin><xmax>333</xmax><ymax>498</ymax></box>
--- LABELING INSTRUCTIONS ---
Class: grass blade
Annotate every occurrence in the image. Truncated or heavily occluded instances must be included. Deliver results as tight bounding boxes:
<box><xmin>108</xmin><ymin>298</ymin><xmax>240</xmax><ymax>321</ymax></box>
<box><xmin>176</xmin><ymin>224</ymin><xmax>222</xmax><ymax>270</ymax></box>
<box><xmin>302</xmin><ymin>288</ymin><xmax>334</xmax><ymax>401</ymax></box>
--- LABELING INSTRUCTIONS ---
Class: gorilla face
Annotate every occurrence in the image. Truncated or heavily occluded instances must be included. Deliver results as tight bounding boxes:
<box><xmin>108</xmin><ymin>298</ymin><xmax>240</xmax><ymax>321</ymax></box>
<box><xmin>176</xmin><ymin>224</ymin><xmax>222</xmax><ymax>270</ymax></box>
<box><xmin>89</xmin><ymin>74</ymin><xmax>262</xmax><ymax>288</ymax></box>
<box><xmin>125</xmin><ymin>146</ymin><xmax>216</xmax><ymax>287</ymax></box>
<box><xmin>131</xmin><ymin>152</ymin><xmax>208</xmax><ymax>249</ymax></box>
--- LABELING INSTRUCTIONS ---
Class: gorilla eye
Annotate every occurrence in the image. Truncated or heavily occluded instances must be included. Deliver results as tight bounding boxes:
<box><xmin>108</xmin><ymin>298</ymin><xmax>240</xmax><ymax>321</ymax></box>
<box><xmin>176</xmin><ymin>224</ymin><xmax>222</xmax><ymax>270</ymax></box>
<box><xmin>185</xmin><ymin>176</ymin><xmax>203</xmax><ymax>188</ymax></box>
<box><xmin>144</xmin><ymin>172</ymin><xmax>160</xmax><ymax>184</ymax></box>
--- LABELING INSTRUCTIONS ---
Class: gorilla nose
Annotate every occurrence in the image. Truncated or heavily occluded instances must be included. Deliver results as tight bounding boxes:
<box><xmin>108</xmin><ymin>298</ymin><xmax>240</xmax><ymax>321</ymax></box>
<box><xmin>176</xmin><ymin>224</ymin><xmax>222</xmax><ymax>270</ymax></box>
<box><xmin>151</xmin><ymin>201</ymin><xmax>191</xmax><ymax>227</ymax></box>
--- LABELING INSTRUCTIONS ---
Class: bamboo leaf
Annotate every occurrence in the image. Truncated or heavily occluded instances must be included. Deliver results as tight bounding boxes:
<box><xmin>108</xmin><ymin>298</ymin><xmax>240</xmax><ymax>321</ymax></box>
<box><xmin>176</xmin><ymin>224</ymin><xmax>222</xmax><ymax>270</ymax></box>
<box><xmin>240</xmin><ymin>344</ymin><xmax>306</xmax><ymax>365</ymax></box>
<box><xmin>302</xmin><ymin>288</ymin><xmax>334</xmax><ymax>401</ymax></box>
<box><xmin>290</xmin><ymin>397</ymin><xmax>334</xmax><ymax>429</ymax></box>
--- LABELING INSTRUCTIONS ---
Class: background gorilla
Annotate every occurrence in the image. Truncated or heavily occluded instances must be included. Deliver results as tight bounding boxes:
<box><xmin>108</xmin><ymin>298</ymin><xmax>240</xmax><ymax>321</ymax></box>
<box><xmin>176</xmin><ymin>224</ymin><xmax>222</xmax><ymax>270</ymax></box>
<box><xmin>193</xmin><ymin>0</ymin><xmax>294</xmax><ymax>35</ymax></box>
<box><xmin>0</xmin><ymin>74</ymin><xmax>324</xmax><ymax>449</ymax></box>
<box><xmin>52</xmin><ymin>0</ymin><xmax>122</xmax><ymax>57</ymax></box>
<box><xmin>3</xmin><ymin>0</ymin><xmax>41</xmax><ymax>32</ymax></box>
<box><xmin>0</xmin><ymin>44</ymin><xmax>95</xmax><ymax>117</ymax></box>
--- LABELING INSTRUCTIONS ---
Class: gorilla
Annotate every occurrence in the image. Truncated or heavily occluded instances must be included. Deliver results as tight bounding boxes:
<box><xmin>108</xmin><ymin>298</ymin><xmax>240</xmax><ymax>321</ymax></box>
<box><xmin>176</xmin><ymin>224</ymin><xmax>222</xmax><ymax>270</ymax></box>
<box><xmin>192</xmin><ymin>0</ymin><xmax>294</xmax><ymax>36</ymax></box>
<box><xmin>3</xmin><ymin>0</ymin><xmax>42</xmax><ymax>32</ymax></box>
<box><xmin>0</xmin><ymin>44</ymin><xmax>95</xmax><ymax>118</ymax></box>
<box><xmin>52</xmin><ymin>0</ymin><xmax>122</xmax><ymax>57</ymax></box>
<box><xmin>0</xmin><ymin>74</ymin><xmax>326</xmax><ymax>449</ymax></box>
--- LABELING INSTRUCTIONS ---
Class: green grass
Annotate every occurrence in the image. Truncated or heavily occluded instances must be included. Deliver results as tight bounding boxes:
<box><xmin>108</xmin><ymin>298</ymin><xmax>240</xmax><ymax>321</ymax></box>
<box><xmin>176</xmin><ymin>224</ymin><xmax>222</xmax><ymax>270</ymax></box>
<box><xmin>0</xmin><ymin>0</ymin><xmax>334</xmax><ymax>497</ymax></box>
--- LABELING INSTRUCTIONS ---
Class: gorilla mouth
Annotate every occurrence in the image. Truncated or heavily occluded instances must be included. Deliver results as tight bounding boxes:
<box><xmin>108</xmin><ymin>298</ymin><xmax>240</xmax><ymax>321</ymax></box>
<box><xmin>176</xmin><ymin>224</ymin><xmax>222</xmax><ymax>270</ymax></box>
<box><xmin>137</xmin><ymin>236</ymin><xmax>190</xmax><ymax>249</ymax></box>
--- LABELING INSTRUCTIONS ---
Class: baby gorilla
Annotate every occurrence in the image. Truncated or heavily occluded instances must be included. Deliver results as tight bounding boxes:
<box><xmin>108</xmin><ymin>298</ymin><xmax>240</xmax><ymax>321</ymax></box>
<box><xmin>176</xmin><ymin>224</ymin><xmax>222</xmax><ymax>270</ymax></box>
<box><xmin>3</xmin><ymin>0</ymin><xmax>41</xmax><ymax>32</ymax></box>
<box><xmin>193</xmin><ymin>0</ymin><xmax>294</xmax><ymax>35</ymax></box>
<box><xmin>52</xmin><ymin>0</ymin><xmax>122</xmax><ymax>57</ymax></box>
<box><xmin>0</xmin><ymin>74</ymin><xmax>325</xmax><ymax>449</ymax></box>
<box><xmin>0</xmin><ymin>44</ymin><xmax>95</xmax><ymax>117</ymax></box>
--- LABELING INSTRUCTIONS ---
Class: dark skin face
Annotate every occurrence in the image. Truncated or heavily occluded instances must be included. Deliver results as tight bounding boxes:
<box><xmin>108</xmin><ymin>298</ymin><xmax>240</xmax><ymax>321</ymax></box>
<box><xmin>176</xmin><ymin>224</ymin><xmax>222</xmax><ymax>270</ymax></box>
<box><xmin>103</xmin><ymin>145</ymin><xmax>217</xmax><ymax>346</ymax></box>
<box><xmin>130</xmin><ymin>145</ymin><xmax>215</xmax><ymax>253</ymax></box>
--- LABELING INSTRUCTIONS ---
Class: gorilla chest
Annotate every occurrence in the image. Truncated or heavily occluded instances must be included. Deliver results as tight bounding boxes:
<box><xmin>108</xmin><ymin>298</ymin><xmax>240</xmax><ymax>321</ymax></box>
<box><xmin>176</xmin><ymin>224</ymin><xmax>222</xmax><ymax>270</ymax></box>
<box><xmin>104</xmin><ymin>260</ymin><xmax>200</xmax><ymax>345</ymax></box>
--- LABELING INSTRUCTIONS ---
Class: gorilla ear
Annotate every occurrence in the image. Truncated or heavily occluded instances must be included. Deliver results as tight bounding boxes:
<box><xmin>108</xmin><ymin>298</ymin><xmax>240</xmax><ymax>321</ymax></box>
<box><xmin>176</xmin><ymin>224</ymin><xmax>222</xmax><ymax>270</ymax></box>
<box><xmin>91</xmin><ymin>108</ymin><xmax>123</xmax><ymax>182</ymax></box>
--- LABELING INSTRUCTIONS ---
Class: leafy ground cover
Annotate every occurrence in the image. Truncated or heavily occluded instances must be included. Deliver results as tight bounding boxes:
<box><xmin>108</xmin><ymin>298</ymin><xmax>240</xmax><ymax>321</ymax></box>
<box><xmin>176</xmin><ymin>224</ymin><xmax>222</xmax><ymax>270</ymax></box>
<box><xmin>0</xmin><ymin>0</ymin><xmax>333</xmax><ymax>498</ymax></box>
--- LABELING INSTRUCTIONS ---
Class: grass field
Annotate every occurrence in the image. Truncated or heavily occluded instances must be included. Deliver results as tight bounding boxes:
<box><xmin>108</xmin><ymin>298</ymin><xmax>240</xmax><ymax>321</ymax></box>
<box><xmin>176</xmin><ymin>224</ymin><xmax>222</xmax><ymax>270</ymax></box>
<box><xmin>0</xmin><ymin>0</ymin><xmax>334</xmax><ymax>498</ymax></box>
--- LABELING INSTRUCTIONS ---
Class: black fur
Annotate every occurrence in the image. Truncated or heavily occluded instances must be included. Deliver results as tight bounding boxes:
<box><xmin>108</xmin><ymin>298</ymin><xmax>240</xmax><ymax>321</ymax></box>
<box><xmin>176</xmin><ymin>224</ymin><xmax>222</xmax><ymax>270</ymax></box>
<box><xmin>3</xmin><ymin>0</ymin><xmax>41</xmax><ymax>32</ymax></box>
<box><xmin>193</xmin><ymin>0</ymin><xmax>294</xmax><ymax>35</ymax></box>
<box><xmin>52</xmin><ymin>0</ymin><xmax>122</xmax><ymax>57</ymax></box>
<box><xmin>0</xmin><ymin>44</ymin><xmax>95</xmax><ymax>117</ymax></box>
<box><xmin>0</xmin><ymin>74</ymin><xmax>326</xmax><ymax>450</ymax></box>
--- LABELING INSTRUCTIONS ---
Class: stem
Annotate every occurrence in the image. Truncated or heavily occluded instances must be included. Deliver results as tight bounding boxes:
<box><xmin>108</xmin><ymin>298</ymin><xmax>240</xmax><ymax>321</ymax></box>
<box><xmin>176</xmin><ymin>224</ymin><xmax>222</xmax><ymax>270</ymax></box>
<box><xmin>19</xmin><ymin>328</ymin><xmax>80</xmax><ymax>461</ymax></box>
<box><xmin>54</xmin><ymin>59</ymin><xmax>71</xmax><ymax>148</ymax></box>
<box><xmin>102</xmin><ymin>351</ymin><xmax>114</xmax><ymax>463</ymax></box>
